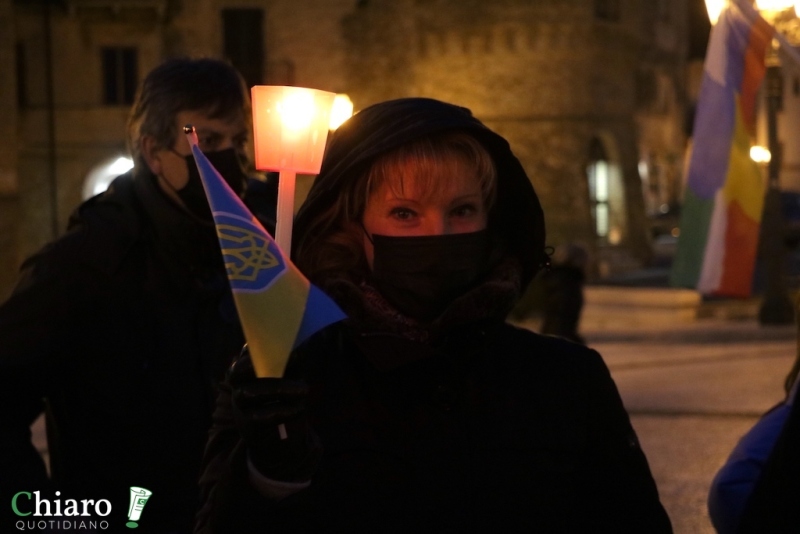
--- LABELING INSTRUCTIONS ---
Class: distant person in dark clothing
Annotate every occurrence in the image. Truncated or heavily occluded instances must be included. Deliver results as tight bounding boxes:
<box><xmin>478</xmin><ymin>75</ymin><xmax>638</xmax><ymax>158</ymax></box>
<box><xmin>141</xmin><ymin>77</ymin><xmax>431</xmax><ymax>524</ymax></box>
<box><xmin>0</xmin><ymin>57</ymin><xmax>274</xmax><ymax>533</ymax></box>
<box><xmin>540</xmin><ymin>242</ymin><xmax>588</xmax><ymax>344</ymax></box>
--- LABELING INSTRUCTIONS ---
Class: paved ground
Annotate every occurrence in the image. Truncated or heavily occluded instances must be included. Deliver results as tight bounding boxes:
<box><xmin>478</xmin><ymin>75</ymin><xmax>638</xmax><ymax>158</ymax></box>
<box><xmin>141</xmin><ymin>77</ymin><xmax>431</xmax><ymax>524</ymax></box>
<box><xmin>587</xmin><ymin>320</ymin><xmax>796</xmax><ymax>534</ymax></box>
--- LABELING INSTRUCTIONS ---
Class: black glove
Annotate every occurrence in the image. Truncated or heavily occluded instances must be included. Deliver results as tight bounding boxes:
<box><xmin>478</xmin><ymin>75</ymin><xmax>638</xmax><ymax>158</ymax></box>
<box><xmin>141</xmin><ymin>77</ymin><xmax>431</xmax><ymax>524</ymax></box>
<box><xmin>229</xmin><ymin>348</ymin><xmax>322</xmax><ymax>483</ymax></box>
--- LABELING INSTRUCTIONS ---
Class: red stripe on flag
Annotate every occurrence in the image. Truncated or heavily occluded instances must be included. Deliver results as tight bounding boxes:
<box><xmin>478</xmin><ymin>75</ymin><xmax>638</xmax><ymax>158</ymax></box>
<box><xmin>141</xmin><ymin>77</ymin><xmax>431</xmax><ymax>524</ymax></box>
<box><xmin>739</xmin><ymin>16</ymin><xmax>772</xmax><ymax>135</ymax></box>
<box><xmin>717</xmin><ymin>201</ymin><xmax>760</xmax><ymax>297</ymax></box>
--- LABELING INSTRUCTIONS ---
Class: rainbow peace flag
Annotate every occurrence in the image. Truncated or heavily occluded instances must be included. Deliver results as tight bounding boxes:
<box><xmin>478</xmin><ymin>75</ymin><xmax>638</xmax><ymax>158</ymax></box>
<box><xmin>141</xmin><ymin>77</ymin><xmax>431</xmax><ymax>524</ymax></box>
<box><xmin>670</xmin><ymin>0</ymin><xmax>773</xmax><ymax>297</ymax></box>
<box><xmin>188</xmin><ymin>136</ymin><xmax>346</xmax><ymax>377</ymax></box>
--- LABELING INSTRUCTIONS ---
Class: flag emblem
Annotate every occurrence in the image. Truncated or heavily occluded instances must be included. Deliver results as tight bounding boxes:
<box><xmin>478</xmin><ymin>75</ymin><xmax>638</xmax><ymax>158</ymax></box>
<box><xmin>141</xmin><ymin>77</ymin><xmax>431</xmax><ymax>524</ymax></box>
<box><xmin>217</xmin><ymin>215</ymin><xmax>284</xmax><ymax>289</ymax></box>
<box><xmin>185</xmin><ymin>126</ymin><xmax>347</xmax><ymax>377</ymax></box>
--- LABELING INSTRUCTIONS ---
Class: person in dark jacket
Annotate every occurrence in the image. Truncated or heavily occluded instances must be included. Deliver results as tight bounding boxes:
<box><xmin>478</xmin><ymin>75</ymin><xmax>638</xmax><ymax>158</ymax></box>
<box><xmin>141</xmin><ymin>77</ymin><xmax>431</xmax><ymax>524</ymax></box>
<box><xmin>0</xmin><ymin>58</ymin><xmax>275</xmax><ymax>533</ymax></box>
<box><xmin>194</xmin><ymin>97</ymin><xmax>672</xmax><ymax>533</ymax></box>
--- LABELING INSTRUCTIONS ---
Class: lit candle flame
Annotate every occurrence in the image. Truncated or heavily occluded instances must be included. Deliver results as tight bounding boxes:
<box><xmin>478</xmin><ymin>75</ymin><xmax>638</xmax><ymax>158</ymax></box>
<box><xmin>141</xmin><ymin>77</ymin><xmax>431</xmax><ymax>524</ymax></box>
<box><xmin>278</xmin><ymin>92</ymin><xmax>316</xmax><ymax>131</ymax></box>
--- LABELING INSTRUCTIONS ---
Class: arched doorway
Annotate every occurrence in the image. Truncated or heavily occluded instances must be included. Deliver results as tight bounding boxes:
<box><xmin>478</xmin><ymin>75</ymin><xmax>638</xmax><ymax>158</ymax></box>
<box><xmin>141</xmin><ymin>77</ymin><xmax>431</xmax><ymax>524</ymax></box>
<box><xmin>81</xmin><ymin>155</ymin><xmax>133</xmax><ymax>200</ymax></box>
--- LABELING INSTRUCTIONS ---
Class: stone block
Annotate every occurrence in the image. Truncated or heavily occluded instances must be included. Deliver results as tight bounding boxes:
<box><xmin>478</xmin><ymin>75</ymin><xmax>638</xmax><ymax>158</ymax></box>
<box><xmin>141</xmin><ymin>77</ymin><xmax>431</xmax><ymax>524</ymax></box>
<box><xmin>582</xmin><ymin>286</ymin><xmax>702</xmax><ymax>328</ymax></box>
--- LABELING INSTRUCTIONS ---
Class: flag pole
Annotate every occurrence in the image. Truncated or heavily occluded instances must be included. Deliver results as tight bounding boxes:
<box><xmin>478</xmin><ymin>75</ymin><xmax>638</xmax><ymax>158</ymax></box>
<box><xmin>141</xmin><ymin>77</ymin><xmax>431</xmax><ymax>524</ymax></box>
<box><xmin>274</xmin><ymin>169</ymin><xmax>297</xmax><ymax>440</ymax></box>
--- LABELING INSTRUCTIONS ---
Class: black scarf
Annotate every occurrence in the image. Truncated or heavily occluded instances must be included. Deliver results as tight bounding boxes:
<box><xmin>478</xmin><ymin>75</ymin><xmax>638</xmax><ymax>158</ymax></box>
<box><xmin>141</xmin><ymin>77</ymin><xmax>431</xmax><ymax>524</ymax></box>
<box><xmin>132</xmin><ymin>168</ymin><xmax>225</xmax><ymax>290</ymax></box>
<box><xmin>322</xmin><ymin>257</ymin><xmax>523</xmax><ymax>344</ymax></box>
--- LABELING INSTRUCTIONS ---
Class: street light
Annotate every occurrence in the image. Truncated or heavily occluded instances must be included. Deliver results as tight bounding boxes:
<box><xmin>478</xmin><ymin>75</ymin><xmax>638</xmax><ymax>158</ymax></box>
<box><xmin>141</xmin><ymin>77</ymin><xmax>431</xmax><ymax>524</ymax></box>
<box><xmin>750</xmin><ymin>145</ymin><xmax>772</xmax><ymax>163</ymax></box>
<box><xmin>701</xmin><ymin>0</ymin><xmax>798</xmax><ymax>22</ymax></box>
<box><xmin>705</xmin><ymin>0</ymin><xmax>795</xmax><ymax>324</ymax></box>
<box><xmin>705</xmin><ymin>0</ymin><xmax>729</xmax><ymax>24</ymax></box>
<box><xmin>329</xmin><ymin>94</ymin><xmax>354</xmax><ymax>130</ymax></box>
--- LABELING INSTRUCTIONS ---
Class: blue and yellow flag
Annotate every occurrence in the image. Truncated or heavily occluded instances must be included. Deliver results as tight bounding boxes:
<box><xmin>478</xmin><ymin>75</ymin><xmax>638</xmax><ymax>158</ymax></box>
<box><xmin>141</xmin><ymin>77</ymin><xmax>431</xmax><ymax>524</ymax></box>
<box><xmin>187</xmin><ymin>129</ymin><xmax>346</xmax><ymax>377</ymax></box>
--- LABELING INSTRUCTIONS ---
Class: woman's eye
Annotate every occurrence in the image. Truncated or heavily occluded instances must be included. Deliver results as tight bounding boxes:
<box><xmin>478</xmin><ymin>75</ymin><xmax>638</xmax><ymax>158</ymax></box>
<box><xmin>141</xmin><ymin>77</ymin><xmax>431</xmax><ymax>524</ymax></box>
<box><xmin>199</xmin><ymin>135</ymin><xmax>222</xmax><ymax>151</ymax></box>
<box><xmin>452</xmin><ymin>204</ymin><xmax>478</xmax><ymax>218</ymax></box>
<box><xmin>390</xmin><ymin>208</ymin><xmax>416</xmax><ymax>220</ymax></box>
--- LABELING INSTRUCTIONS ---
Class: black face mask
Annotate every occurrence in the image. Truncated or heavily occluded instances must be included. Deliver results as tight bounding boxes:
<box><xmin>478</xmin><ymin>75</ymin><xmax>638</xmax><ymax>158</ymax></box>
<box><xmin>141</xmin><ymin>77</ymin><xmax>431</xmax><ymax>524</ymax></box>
<box><xmin>175</xmin><ymin>148</ymin><xmax>248</xmax><ymax>222</ymax></box>
<box><xmin>370</xmin><ymin>230</ymin><xmax>490</xmax><ymax>322</ymax></box>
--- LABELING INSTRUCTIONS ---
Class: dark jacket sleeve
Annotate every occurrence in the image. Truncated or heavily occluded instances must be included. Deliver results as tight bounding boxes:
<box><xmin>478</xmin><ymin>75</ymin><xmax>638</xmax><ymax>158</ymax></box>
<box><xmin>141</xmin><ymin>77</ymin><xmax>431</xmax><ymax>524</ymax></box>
<box><xmin>581</xmin><ymin>348</ymin><xmax>673</xmax><ymax>533</ymax></box>
<box><xmin>736</xmin><ymin>395</ymin><xmax>800</xmax><ymax>533</ymax></box>
<box><xmin>0</xmin><ymin>242</ymin><xmax>84</xmax><ymax>512</ymax></box>
<box><xmin>0</xmin><ymin>350</ymin><xmax>50</xmax><ymax>504</ymax></box>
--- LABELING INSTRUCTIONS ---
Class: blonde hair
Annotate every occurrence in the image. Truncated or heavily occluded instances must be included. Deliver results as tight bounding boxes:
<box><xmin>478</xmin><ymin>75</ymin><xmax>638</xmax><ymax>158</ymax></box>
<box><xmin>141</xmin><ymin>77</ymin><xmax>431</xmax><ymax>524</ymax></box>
<box><xmin>295</xmin><ymin>132</ymin><xmax>497</xmax><ymax>286</ymax></box>
<box><xmin>365</xmin><ymin>133</ymin><xmax>497</xmax><ymax>210</ymax></box>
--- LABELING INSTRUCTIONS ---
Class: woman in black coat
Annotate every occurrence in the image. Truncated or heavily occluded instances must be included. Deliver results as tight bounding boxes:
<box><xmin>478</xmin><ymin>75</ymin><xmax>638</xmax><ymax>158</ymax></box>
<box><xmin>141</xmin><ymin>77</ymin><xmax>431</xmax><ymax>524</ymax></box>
<box><xmin>195</xmin><ymin>98</ymin><xmax>672</xmax><ymax>533</ymax></box>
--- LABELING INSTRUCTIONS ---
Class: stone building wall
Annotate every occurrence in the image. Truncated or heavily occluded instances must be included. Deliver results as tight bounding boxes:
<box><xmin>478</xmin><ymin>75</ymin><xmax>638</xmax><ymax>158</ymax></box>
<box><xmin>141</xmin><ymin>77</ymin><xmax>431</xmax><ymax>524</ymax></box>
<box><xmin>341</xmin><ymin>0</ymin><xmax>688</xmax><ymax>272</ymax></box>
<box><xmin>13</xmin><ymin>2</ymin><xmax>164</xmax><ymax>265</ymax></box>
<box><xmin>0</xmin><ymin>0</ymin><xmax>19</xmax><ymax>300</ymax></box>
<box><xmin>0</xmin><ymin>0</ymin><xmax>688</xmax><ymax>297</ymax></box>
<box><xmin>262</xmin><ymin>0</ymin><xmax>354</xmax><ymax>92</ymax></box>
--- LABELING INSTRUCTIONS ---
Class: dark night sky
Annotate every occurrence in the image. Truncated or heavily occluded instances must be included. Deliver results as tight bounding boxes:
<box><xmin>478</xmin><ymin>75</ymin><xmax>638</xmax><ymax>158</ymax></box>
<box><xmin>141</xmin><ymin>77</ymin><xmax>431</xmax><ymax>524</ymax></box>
<box><xmin>688</xmin><ymin>0</ymin><xmax>713</xmax><ymax>59</ymax></box>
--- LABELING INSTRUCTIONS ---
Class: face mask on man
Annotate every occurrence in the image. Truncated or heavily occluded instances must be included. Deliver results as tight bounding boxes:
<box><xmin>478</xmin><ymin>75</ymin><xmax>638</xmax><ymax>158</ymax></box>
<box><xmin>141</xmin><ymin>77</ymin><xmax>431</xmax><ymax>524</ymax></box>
<box><xmin>369</xmin><ymin>229</ymin><xmax>491</xmax><ymax>322</ymax></box>
<box><xmin>173</xmin><ymin>147</ymin><xmax>248</xmax><ymax>221</ymax></box>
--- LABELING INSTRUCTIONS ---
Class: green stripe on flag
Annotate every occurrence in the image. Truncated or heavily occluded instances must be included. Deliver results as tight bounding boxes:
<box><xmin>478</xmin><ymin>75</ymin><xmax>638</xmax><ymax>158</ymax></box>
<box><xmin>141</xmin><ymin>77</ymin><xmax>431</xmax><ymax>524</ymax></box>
<box><xmin>670</xmin><ymin>188</ymin><xmax>715</xmax><ymax>289</ymax></box>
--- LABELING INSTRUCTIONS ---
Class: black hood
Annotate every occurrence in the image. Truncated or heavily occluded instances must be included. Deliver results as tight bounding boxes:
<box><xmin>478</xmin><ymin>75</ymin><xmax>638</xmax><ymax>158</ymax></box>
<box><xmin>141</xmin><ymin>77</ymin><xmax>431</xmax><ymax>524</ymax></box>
<box><xmin>293</xmin><ymin>97</ymin><xmax>546</xmax><ymax>290</ymax></box>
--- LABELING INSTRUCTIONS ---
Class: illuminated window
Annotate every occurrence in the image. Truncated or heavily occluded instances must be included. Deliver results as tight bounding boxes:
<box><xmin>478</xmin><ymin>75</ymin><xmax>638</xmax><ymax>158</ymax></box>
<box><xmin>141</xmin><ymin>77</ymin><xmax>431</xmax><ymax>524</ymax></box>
<box><xmin>588</xmin><ymin>160</ymin><xmax>611</xmax><ymax>240</ymax></box>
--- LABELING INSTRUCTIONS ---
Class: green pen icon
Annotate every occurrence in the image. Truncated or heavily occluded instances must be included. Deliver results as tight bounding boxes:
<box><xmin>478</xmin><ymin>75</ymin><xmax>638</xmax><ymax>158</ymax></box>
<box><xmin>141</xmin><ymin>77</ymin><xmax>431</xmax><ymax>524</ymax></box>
<box><xmin>126</xmin><ymin>487</ymin><xmax>152</xmax><ymax>529</ymax></box>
